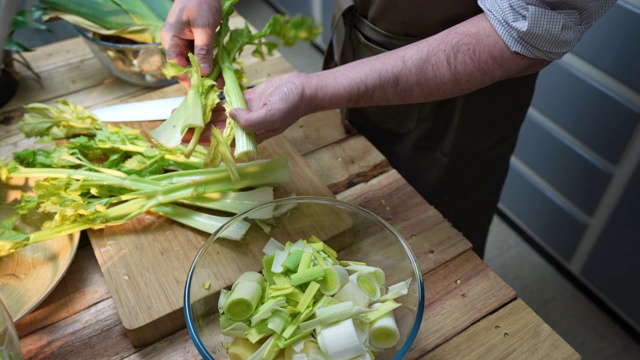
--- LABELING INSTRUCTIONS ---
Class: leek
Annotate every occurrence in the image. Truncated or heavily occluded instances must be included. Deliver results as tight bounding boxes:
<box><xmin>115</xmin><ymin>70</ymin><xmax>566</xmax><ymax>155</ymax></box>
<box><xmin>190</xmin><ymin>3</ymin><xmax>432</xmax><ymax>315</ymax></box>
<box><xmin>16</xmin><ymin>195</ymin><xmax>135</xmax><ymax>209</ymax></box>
<box><xmin>317</xmin><ymin>319</ymin><xmax>366</xmax><ymax>360</ymax></box>
<box><xmin>368</xmin><ymin>304</ymin><xmax>400</xmax><ymax>349</ymax></box>
<box><xmin>351</xmin><ymin>272</ymin><xmax>382</xmax><ymax>301</ymax></box>
<box><xmin>220</xmin><ymin>235</ymin><xmax>409</xmax><ymax>359</ymax></box>
<box><xmin>318</xmin><ymin>265</ymin><xmax>349</xmax><ymax>295</ymax></box>
<box><xmin>225</xmin><ymin>280</ymin><xmax>264</xmax><ymax>321</ymax></box>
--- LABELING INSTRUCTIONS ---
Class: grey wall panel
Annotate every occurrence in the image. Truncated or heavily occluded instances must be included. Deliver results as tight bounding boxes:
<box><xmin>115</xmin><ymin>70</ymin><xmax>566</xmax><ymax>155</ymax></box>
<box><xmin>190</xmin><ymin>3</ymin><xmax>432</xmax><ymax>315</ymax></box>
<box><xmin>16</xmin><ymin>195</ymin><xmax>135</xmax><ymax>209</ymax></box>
<box><xmin>581</xmin><ymin>163</ymin><xmax>640</xmax><ymax>330</ymax></box>
<box><xmin>572</xmin><ymin>2</ymin><xmax>640</xmax><ymax>94</ymax></box>
<box><xmin>500</xmin><ymin>164</ymin><xmax>589</xmax><ymax>261</ymax></box>
<box><xmin>514</xmin><ymin>111</ymin><xmax>613</xmax><ymax>215</ymax></box>
<box><xmin>321</xmin><ymin>0</ymin><xmax>334</xmax><ymax>46</ymax></box>
<box><xmin>531</xmin><ymin>61</ymin><xmax>639</xmax><ymax>164</ymax></box>
<box><xmin>273</xmin><ymin>0</ymin><xmax>312</xmax><ymax>15</ymax></box>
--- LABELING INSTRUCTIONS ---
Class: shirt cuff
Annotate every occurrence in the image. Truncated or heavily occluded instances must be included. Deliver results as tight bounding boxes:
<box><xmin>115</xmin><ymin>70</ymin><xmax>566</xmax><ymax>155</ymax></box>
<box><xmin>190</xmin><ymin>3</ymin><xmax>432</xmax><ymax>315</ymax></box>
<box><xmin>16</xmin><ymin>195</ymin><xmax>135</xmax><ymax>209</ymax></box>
<box><xmin>478</xmin><ymin>0</ymin><xmax>615</xmax><ymax>61</ymax></box>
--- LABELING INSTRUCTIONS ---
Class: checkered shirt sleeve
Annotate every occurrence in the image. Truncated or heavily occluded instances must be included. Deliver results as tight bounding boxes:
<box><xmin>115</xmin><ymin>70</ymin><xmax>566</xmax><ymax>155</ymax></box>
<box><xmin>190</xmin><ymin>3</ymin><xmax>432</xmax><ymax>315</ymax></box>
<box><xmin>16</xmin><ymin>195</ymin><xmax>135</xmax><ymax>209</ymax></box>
<box><xmin>478</xmin><ymin>0</ymin><xmax>617</xmax><ymax>60</ymax></box>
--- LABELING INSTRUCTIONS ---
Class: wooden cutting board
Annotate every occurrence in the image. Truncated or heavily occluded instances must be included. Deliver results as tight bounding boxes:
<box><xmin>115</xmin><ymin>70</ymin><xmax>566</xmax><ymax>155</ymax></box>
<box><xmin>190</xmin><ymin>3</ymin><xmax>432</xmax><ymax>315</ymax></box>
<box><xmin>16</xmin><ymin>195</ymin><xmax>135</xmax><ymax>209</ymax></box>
<box><xmin>87</xmin><ymin>133</ymin><xmax>335</xmax><ymax>347</ymax></box>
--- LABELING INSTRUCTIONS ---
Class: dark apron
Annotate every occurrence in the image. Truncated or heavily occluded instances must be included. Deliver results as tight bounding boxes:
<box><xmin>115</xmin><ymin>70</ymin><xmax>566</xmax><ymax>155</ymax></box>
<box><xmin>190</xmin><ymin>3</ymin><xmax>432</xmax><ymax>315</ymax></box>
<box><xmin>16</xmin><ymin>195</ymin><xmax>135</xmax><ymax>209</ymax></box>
<box><xmin>324</xmin><ymin>0</ymin><xmax>538</xmax><ymax>256</ymax></box>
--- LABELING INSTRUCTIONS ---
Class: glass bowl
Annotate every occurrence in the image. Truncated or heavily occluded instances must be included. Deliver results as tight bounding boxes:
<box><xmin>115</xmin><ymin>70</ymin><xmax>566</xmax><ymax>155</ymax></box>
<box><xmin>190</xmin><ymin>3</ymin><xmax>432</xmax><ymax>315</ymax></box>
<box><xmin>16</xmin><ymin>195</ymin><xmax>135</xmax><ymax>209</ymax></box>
<box><xmin>76</xmin><ymin>27</ymin><xmax>176</xmax><ymax>88</ymax></box>
<box><xmin>184</xmin><ymin>196</ymin><xmax>424</xmax><ymax>360</ymax></box>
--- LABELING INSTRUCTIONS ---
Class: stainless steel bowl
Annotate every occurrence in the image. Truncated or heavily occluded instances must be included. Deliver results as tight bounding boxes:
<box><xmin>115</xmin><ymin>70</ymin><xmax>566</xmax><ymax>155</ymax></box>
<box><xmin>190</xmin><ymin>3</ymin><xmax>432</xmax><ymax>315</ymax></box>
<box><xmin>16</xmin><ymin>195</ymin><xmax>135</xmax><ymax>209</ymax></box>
<box><xmin>76</xmin><ymin>27</ymin><xmax>176</xmax><ymax>88</ymax></box>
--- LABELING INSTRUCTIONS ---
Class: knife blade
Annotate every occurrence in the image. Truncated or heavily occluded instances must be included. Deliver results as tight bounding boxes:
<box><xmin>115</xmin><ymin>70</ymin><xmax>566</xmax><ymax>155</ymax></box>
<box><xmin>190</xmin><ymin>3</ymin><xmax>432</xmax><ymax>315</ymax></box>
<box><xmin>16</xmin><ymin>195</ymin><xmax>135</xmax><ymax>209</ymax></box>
<box><xmin>91</xmin><ymin>96</ymin><xmax>185</xmax><ymax>122</ymax></box>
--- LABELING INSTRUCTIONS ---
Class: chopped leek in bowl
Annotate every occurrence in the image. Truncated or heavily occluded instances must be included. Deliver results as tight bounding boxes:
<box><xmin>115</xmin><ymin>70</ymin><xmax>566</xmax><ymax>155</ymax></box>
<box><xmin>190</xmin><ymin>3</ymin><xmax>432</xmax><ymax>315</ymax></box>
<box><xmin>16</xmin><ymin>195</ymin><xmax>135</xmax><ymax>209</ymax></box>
<box><xmin>184</xmin><ymin>196</ymin><xmax>424</xmax><ymax>360</ymax></box>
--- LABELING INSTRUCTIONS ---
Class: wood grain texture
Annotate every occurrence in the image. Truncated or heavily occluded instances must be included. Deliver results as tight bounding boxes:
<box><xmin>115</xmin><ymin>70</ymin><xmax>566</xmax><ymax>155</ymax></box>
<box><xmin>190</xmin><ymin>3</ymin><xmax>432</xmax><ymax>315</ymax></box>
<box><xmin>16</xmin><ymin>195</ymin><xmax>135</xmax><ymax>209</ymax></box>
<box><xmin>303</xmin><ymin>134</ymin><xmax>392</xmax><ymax>193</ymax></box>
<box><xmin>282</xmin><ymin>110</ymin><xmax>347</xmax><ymax>156</ymax></box>
<box><xmin>15</xmin><ymin>239</ymin><xmax>111</xmax><ymax>337</ymax></box>
<box><xmin>408</xmin><ymin>250</ymin><xmax>517</xmax><ymax>358</ymax></box>
<box><xmin>20</xmin><ymin>298</ymin><xmax>137</xmax><ymax>360</ymax></box>
<box><xmin>420</xmin><ymin>299</ymin><xmax>581</xmax><ymax>360</ymax></box>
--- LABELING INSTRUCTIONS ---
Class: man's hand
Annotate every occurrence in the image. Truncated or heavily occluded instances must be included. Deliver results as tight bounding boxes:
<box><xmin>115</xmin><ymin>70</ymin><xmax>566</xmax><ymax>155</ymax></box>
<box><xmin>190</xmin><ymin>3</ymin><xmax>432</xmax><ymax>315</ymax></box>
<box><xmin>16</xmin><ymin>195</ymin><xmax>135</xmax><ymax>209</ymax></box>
<box><xmin>161</xmin><ymin>0</ymin><xmax>221</xmax><ymax>88</ymax></box>
<box><xmin>231</xmin><ymin>72</ymin><xmax>312</xmax><ymax>143</ymax></box>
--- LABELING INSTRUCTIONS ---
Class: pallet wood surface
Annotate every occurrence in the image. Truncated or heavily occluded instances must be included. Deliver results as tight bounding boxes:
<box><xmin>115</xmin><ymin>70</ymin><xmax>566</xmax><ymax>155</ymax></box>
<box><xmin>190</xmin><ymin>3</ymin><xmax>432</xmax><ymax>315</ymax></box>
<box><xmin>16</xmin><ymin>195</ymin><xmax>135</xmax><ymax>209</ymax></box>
<box><xmin>1</xmin><ymin>12</ymin><xmax>581</xmax><ymax>360</ymax></box>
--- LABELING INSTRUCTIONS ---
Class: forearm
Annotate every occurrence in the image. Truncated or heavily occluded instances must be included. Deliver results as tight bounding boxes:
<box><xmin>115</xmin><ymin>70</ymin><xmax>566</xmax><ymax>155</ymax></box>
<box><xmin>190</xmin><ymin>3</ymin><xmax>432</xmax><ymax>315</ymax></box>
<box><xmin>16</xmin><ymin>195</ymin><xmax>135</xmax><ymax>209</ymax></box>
<box><xmin>306</xmin><ymin>13</ymin><xmax>550</xmax><ymax>113</ymax></box>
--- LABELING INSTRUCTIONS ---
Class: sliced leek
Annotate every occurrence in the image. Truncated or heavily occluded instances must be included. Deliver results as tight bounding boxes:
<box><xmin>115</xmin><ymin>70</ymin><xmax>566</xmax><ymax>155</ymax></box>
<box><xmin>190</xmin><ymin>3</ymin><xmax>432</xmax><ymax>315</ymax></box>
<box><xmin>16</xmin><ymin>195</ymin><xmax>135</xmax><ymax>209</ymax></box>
<box><xmin>220</xmin><ymin>235</ymin><xmax>410</xmax><ymax>359</ymax></box>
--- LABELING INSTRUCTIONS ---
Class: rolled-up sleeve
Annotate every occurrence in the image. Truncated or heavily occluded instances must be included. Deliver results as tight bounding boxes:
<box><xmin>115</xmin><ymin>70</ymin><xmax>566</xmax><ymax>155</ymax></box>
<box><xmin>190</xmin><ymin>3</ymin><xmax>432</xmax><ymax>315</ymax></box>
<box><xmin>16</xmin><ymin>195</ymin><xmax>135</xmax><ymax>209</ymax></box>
<box><xmin>478</xmin><ymin>0</ymin><xmax>616</xmax><ymax>60</ymax></box>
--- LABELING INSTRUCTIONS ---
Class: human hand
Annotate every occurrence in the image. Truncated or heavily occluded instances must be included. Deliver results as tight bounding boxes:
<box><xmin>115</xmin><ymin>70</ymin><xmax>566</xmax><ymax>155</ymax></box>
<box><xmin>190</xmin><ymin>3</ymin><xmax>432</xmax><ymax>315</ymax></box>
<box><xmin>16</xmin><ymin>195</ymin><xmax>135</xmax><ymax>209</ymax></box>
<box><xmin>230</xmin><ymin>72</ymin><xmax>312</xmax><ymax>143</ymax></box>
<box><xmin>161</xmin><ymin>0</ymin><xmax>221</xmax><ymax>88</ymax></box>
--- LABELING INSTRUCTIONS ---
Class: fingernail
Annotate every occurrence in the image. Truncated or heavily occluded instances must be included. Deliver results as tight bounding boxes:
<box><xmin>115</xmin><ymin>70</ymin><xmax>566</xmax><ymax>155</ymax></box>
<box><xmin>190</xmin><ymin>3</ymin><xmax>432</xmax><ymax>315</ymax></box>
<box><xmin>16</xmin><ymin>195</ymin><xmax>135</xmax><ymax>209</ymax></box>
<box><xmin>200</xmin><ymin>63</ymin><xmax>211</xmax><ymax>75</ymax></box>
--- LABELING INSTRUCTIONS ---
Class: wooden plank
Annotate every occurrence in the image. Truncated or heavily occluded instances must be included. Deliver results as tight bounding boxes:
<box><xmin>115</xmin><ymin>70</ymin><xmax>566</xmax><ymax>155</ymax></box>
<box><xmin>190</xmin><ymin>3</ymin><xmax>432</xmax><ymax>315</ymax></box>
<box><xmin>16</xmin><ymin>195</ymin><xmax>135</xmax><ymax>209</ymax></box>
<box><xmin>337</xmin><ymin>170</ymin><xmax>471</xmax><ymax>273</ymax></box>
<box><xmin>123</xmin><ymin>329</ymin><xmax>198</xmax><ymax>360</ymax></box>
<box><xmin>16</xmin><ymin>37</ymin><xmax>94</xmax><ymax>75</ymax></box>
<box><xmin>282</xmin><ymin>110</ymin><xmax>348</xmax><ymax>156</ymax></box>
<box><xmin>15</xmin><ymin>238</ymin><xmax>111</xmax><ymax>337</ymax></box>
<box><xmin>19</xmin><ymin>298</ymin><xmax>138</xmax><ymax>360</ymax></box>
<box><xmin>406</xmin><ymin>250</ymin><xmax>517</xmax><ymax>358</ymax></box>
<box><xmin>420</xmin><ymin>299</ymin><xmax>581</xmax><ymax>360</ymax></box>
<box><xmin>3</xmin><ymin>54</ymin><xmax>115</xmax><ymax>111</ymax></box>
<box><xmin>303</xmin><ymin>134</ymin><xmax>392</xmax><ymax>194</ymax></box>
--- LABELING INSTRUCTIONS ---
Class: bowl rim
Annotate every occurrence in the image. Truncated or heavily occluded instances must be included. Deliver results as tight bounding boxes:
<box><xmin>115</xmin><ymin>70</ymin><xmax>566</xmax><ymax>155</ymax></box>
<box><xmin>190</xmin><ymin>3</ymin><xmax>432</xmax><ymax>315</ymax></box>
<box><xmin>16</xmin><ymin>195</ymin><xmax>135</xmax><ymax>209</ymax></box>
<box><xmin>184</xmin><ymin>195</ymin><xmax>425</xmax><ymax>360</ymax></box>
<box><xmin>74</xmin><ymin>25</ymin><xmax>161</xmax><ymax>48</ymax></box>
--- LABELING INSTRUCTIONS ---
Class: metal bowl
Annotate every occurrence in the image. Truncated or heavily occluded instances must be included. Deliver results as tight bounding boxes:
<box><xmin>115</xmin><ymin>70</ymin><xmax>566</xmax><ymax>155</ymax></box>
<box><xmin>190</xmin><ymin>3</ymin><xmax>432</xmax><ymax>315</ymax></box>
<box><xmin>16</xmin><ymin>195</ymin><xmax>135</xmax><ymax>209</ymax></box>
<box><xmin>76</xmin><ymin>27</ymin><xmax>176</xmax><ymax>88</ymax></box>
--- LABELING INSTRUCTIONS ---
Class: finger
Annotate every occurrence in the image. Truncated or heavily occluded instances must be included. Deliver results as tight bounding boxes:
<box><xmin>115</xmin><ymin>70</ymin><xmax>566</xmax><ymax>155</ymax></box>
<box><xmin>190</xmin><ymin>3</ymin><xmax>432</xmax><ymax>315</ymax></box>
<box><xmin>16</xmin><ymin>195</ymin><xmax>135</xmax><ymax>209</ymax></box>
<box><xmin>192</xmin><ymin>25</ymin><xmax>215</xmax><ymax>76</ymax></box>
<box><xmin>162</xmin><ymin>36</ymin><xmax>193</xmax><ymax>88</ymax></box>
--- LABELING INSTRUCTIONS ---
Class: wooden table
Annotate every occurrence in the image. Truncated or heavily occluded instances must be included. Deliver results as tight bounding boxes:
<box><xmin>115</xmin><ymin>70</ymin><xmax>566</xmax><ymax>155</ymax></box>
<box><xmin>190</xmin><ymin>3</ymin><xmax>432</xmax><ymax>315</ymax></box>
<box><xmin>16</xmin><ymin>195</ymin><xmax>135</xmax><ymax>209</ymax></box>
<box><xmin>1</xmin><ymin>14</ymin><xmax>580</xmax><ymax>360</ymax></box>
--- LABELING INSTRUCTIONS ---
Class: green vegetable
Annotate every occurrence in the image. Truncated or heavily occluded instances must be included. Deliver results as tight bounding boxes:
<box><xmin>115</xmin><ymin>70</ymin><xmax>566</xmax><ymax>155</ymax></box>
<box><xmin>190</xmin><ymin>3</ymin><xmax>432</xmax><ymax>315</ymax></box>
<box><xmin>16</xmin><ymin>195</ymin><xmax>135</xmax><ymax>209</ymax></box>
<box><xmin>368</xmin><ymin>303</ymin><xmax>401</xmax><ymax>349</ymax></box>
<box><xmin>218</xmin><ymin>235</ymin><xmax>410</xmax><ymax>359</ymax></box>
<box><xmin>316</xmin><ymin>318</ymin><xmax>366</xmax><ymax>360</ymax></box>
<box><xmin>317</xmin><ymin>265</ymin><xmax>349</xmax><ymax>295</ymax></box>
<box><xmin>224</xmin><ymin>274</ymin><xmax>265</xmax><ymax>321</ymax></box>
<box><xmin>40</xmin><ymin>0</ymin><xmax>172</xmax><ymax>43</ymax></box>
<box><xmin>0</xmin><ymin>100</ymin><xmax>292</xmax><ymax>257</ymax></box>
<box><xmin>150</xmin><ymin>0</ymin><xmax>321</xmax><ymax>169</ymax></box>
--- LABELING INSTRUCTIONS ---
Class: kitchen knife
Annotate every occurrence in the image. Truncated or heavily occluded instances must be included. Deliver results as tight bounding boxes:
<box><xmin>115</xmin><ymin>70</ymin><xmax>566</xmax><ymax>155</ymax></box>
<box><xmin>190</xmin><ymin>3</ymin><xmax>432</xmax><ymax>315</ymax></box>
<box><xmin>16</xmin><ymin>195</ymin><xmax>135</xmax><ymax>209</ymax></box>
<box><xmin>91</xmin><ymin>96</ymin><xmax>184</xmax><ymax>122</ymax></box>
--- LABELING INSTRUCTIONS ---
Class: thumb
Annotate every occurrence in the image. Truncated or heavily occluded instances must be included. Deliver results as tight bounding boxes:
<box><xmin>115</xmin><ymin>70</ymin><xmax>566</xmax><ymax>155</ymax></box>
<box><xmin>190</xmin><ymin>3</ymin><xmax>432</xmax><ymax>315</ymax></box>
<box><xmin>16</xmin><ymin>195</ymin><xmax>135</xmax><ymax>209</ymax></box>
<box><xmin>230</xmin><ymin>108</ymin><xmax>252</xmax><ymax>127</ymax></box>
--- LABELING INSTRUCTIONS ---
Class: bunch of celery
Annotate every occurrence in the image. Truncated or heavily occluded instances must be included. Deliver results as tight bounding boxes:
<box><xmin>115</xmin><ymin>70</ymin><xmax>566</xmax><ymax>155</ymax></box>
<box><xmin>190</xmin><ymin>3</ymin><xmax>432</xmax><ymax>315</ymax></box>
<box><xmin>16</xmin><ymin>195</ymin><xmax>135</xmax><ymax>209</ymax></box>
<box><xmin>219</xmin><ymin>236</ymin><xmax>412</xmax><ymax>360</ymax></box>
<box><xmin>0</xmin><ymin>100</ymin><xmax>291</xmax><ymax>257</ymax></box>
<box><xmin>40</xmin><ymin>0</ymin><xmax>172</xmax><ymax>43</ymax></box>
<box><xmin>149</xmin><ymin>0</ymin><xmax>321</xmax><ymax>172</ymax></box>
